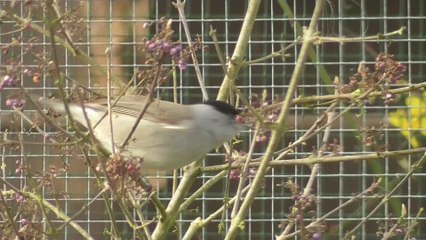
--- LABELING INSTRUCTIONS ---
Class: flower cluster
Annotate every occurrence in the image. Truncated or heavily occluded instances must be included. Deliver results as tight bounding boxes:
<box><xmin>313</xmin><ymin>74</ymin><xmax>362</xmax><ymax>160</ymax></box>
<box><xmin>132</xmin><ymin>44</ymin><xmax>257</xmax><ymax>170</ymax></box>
<box><xmin>99</xmin><ymin>155</ymin><xmax>144</xmax><ymax>180</ymax></box>
<box><xmin>15</xmin><ymin>159</ymin><xmax>23</xmax><ymax>175</ymax></box>
<box><xmin>242</xmin><ymin>92</ymin><xmax>282</xmax><ymax>145</ymax></box>
<box><xmin>376</xmin><ymin>221</ymin><xmax>410</xmax><ymax>239</ymax></box>
<box><xmin>230</xmin><ymin>168</ymin><xmax>256</xmax><ymax>181</ymax></box>
<box><xmin>144</xmin><ymin>39</ymin><xmax>187</xmax><ymax>70</ymax></box>
<box><xmin>342</xmin><ymin>53</ymin><xmax>407</xmax><ymax>95</ymax></box>
<box><xmin>375</xmin><ymin>53</ymin><xmax>407</xmax><ymax>84</ymax></box>
<box><xmin>338</xmin><ymin>53</ymin><xmax>407</xmax><ymax>107</ymax></box>
<box><xmin>11</xmin><ymin>193</ymin><xmax>26</xmax><ymax>203</ymax></box>
<box><xmin>132</xmin><ymin>19</ymin><xmax>201</xmax><ymax>94</ymax></box>
<box><xmin>1</xmin><ymin>69</ymin><xmax>41</xmax><ymax>108</ymax></box>
<box><xmin>140</xmin><ymin>19</ymin><xmax>192</xmax><ymax>71</ymax></box>
<box><xmin>5</xmin><ymin>98</ymin><xmax>26</xmax><ymax>109</ymax></box>
<box><xmin>282</xmin><ymin>180</ymin><xmax>324</xmax><ymax>239</ymax></box>
<box><xmin>360</xmin><ymin>123</ymin><xmax>387</xmax><ymax>151</ymax></box>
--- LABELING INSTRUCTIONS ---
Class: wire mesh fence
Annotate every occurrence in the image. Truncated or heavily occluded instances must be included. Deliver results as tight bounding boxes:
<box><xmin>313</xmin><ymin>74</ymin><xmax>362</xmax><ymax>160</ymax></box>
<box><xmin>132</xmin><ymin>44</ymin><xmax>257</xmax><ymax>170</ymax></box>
<box><xmin>0</xmin><ymin>0</ymin><xmax>425</xmax><ymax>239</ymax></box>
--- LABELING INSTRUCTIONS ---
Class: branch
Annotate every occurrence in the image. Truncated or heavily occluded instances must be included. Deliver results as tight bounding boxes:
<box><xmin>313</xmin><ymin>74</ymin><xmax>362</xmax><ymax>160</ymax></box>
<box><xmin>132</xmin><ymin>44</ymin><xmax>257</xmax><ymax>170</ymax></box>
<box><xmin>201</xmin><ymin>147</ymin><xmax>426</xmax><ymax>172</ymax></box>
<box><xmin>0</xmin><ymin>179</ymin><xmax>94</xmax><ymax>240</ymax></box>
<box><xmin>216</xmin><ymin>0</ymin><xmax>262</xmax><ymax>101</ymax></box>
<box><xmin>224</xmin><ymin>0</ymin><xmax>327</xmax><ymax>239</ymax></box>
<box><xmin>257</xmin><ymin>80</ymin><xmax>426</xmax><ymax>111</ymax></box>
<box><xmin>151</xmin><ymin>167</ymin><xmax>201</xmax><ymax>240</ymax></box>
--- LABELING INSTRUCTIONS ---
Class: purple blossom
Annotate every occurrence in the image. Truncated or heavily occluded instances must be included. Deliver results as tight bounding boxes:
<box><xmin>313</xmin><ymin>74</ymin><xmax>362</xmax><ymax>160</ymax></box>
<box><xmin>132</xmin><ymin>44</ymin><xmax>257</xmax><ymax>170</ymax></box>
<box><xmin>230</xmin><ymin>169</ymin><xmax>240</xmax><ymax>180</ymax></box>
<box><xmin>162</xmin><ymin>42</ymin><xmax>171</xmax><ymax>51</ymax></box>
<box><xmin>389</xmin><ymin>77</ymin><xmax>398</xmax><ymax>84</ymax></box>
<box><xmin>16</xmin><ymin>194</ymin><xmax>25</xmax><ymax>203</ymax></box>
<box><xmin>24</xmin><ymin>22</ymin><xmax>32</xmax><ymax>30</ymax></box>
<box><xmin>147</xmin><ymin>42</ymin><xmax>156</xmax><ymax>51</ymax></box>
<box><xmin>2</xmin><ymin>46</ymin><xmax>9</xmax><ymax>55</ymax></box>
<box><xmin>178</xmin><ymin>59</ymin><xmax>187</xmax><ymax>70</ymax></box>
<box><xmin>155</xmin><ymin>40</ymin><xmax>164</xmax><ymax>47</ymax></box>
<box><xmin>2</xmin><ymin>75</ymin><xmax>13</xmax><ymax>86</ymax></box>
<box><xmin>5</xmin><ymin>98</ymin><xmax>26</xmax><ymax>108</ymax></box>
<box><xmin>127</xmin><ymin>163</ymin><xmax>137</xmax><ymax>175</ymax></box>
<box><xmin>169</xmin><ymin>45</ymin><xmax>182</xmax><ymax>57</ymax></box>
<box><xmin>44</xmin><ymin>133</ymin><xmax>52</xmax><ymax>141</ymax></box>
<box><xmin>312</xmin><ymin>232</ymin><xmax>321</xmax><ymax>240</ymax></box>
<box><xmin>23</xmin><ymin>68</ymin><xmax>30</xmax><ymax>75</ymax></box>
<box><xmin>20</xmin><ymin>218</ymin><xmax>29</xmax><ymax>225</ymax></box>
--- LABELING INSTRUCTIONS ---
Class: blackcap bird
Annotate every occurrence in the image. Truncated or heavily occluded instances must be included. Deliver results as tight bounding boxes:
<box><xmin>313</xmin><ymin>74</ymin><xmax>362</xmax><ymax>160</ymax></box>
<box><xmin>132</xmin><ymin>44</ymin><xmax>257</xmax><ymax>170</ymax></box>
<box><xmin>36</xmin><ymin>95</ymin><xmax>242</xmax><ymax>171</ymax></box>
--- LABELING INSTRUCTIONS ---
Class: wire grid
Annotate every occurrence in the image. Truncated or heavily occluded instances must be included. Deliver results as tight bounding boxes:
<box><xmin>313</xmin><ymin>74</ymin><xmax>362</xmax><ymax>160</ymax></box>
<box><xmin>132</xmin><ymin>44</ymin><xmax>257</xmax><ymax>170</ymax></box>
<box><xmin>0</xmin><ymin>0</ymin><xmax>425</xmax><ymax>239</ymax></box>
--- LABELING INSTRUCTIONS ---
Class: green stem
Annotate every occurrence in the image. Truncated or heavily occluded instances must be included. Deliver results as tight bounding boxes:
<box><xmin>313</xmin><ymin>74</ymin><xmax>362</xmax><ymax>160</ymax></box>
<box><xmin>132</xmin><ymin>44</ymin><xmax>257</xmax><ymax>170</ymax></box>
<box><xmin>224</xmin><ymin>1</ymin><xmax>326</xmax><ymax>238</ymax></box>
<box><xmin>151</xmin><ymin>167</ymin><xmax>200</xmax><ymax>239</ymax></box>
<box><xmin>216</xmin><ymin>0</ymin><xmax>262</xmax><ymax>101</ymax></box>
<box><xmin>201</xmin><ymin>147</ymin><xmax>426</xmax><ymax>172</ymax></box>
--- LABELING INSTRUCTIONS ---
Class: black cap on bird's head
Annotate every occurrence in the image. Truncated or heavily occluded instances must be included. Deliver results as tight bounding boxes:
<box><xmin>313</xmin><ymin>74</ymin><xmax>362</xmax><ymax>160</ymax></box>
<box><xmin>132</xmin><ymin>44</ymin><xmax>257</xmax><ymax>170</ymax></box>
<box><xmin>204</xmin><ymin>100</ymin><xmax>240</xmax><ymax>116</ymax></box>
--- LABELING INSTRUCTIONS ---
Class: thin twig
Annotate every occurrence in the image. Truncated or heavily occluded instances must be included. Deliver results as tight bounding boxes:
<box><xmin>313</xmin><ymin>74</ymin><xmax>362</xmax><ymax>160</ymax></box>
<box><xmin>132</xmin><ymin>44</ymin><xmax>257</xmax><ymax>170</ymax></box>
<box><xmin>209</xmin><ymin>25</ymin><xmax>229</xmax><ymax>77</ymax></box>
<box><xmin>126</xmin><ymin>192</ymin><xmax>153</xmax><ymax>240</ymax></box>
<box><xmin>179</xmin><ymin>170</ymin><xmax>228</xmax><ymax>212</ymax></box>
<box><xmin>208</xmin><ymin>25</ymin><xmax>233</xmax><ymax>104</ymax></box>
<box><xmin>22</xmin><ymin>88</ymin><xmax>73</xmax><ymax>140</ymax></box>
<box><xmin>0</xmin><ymin>187</ymin><xmax>19</xmax><ymax>236</ymax></box>
<box><xmin>0</xmin><ymin>178</ymin><xmax>94</xmax><ymax>240</ymax></box>
<box><xmin>271</xmin><ymin>74</ymin><xmax>388</xmax><ymax>162</ymax></box>
<box><xmin>119</xmin><ymin>63</ymin><xmax>161</xmax><ymax>152</ymax></box>
<box><xmin>279</xmin><ymin>81</ymin><xmax>339</xmax><ymax>236</ymax></box>
<box><xmin>173</xmin><ymin>1</ymin><xmax>209</xmax><ymax>101</ymax></box>
<box><xmin>244</xmin><ymin>42</ymin><xmax>295</xmax><ymax>65</ymax></box>
<box><xmin>182</xmin><ymin>184</ymin><xmax>251</xmax><ymax>240</ymax></box>
<box><xmin>278</xmin><ymin>179</ymin><xmax>382</xmax><ymax>239</ymax></box>
<box><xmin>231</xmin><ymin>127</ymin><xmax>259</xmax><ymax>217</ymax></box>
<box><xmin>403</xmin><ymin>207</ymin><xmax>423</xmax><ymax>240</ymax></box>
<box><xmin>382</xmin><ymin>203</ymin><xmax>406</xmax><ymax>240</ymax></box>
<box><xmin>1</xmin><ymin>10</ymin><xmax>125</xmax><ymax>88</ymax></box>
<box><xmin>57</xmin><ymin>188</ymin><xmax>108</xmax><ymax>230</ymax></box>
<box><xmin>201</xmin><ymin>147</ymin><xmax>426</xmax><ymax>172</ymax></box>
<box><xmin>312</xmin><ymin>26</ymin><xmax>406</xmax><ymax>44</ymax></box>
<box><xmin>343</xmin><ymin>151</ymin><xmax>426</xmax><ymax>239</ymax></box>
<box><xmin>1</xmin><ymin>139</ymin><xmax>77</xmax><ymax>146</ymax></box>
<box><xmin>262</xmin><ymin>80</ymin><xmax>426</xmax><ymax>110</ymax></box>
<box><xmin>105</xmin><ymin>47</ymin><xmax>116</xmax><ymax>154</ymax></box>
<box><xmin>92</xmin><ymin>70</ymin><xmax>141</xmax><ymax>129</ymax></box>
<box><xmin>73</xmin><ymin>89</ymin><xmax>122</xmax><ymax>238</ymax></box>
<box><xmin>172</xmin><ymin>61</ymin><xmax>179</xmax><ymax>196</ymax></box>
<box><xmin>50</xmin><ymin>0</ymin><xmax>79</xmax><ymax>51</ymax></box>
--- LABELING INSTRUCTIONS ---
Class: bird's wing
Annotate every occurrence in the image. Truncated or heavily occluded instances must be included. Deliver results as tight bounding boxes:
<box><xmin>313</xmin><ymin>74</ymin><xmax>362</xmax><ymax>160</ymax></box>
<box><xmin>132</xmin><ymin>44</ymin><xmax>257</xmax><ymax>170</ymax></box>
<box><xmin>85</xmin><ymin>95</ymin><xmax>193</xmax><ymax>125</ymax></box>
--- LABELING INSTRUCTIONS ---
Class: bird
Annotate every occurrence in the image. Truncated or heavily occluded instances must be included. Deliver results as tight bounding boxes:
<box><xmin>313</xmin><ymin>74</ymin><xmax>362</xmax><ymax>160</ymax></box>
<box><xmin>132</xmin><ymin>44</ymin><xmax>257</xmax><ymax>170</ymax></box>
<box><xmin>35</xmin><ymin>94</ymin><xmax>243</xmax><ymax>171</ymax></box>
